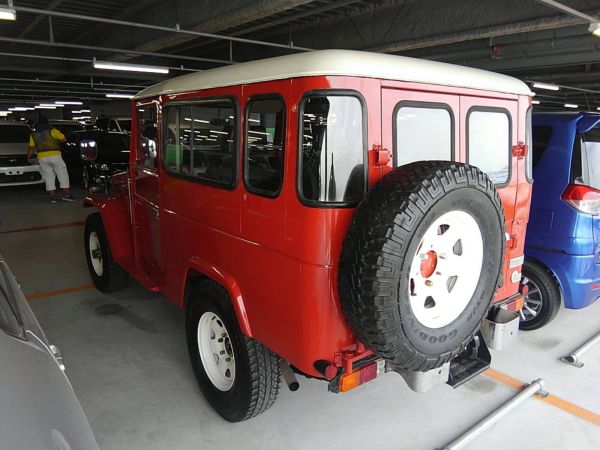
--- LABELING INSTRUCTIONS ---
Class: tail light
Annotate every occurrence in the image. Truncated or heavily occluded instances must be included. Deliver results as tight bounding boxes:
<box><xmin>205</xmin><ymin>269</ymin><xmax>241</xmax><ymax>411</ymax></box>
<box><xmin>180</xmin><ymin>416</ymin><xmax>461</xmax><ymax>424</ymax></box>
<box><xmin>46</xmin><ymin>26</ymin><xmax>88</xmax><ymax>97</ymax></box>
<box><xmin>561</xmin><ymin>184</ymin><xmax>600</xmax><ymax>215</ymax></box>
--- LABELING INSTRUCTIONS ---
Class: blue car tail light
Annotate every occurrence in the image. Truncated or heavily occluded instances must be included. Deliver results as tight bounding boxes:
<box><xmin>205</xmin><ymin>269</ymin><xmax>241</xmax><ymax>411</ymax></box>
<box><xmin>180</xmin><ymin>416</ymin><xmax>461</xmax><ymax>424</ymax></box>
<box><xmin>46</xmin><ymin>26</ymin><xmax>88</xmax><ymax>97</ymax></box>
<box><xmin>561</xmin><ymin>184</ymin><xmax>600</xmax><ymax>216</ymax></box>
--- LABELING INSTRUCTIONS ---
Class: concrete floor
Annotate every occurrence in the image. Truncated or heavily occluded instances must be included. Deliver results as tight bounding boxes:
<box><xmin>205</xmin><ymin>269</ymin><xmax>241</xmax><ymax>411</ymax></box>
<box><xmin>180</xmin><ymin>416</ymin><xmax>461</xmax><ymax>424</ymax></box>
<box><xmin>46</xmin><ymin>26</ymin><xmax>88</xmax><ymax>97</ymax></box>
<box><xmin>1</xmin><ymin>184</ymin><xmax>600</xmax><ymax>450</ymax></box>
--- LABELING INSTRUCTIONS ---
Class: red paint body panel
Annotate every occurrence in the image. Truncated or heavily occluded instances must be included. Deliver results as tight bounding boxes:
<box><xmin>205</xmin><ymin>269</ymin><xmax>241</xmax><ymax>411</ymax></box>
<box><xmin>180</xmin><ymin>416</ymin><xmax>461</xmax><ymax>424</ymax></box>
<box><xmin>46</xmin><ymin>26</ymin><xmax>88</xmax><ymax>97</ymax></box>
<box><xmin>90</xmin><ymin>73</ymin><xmax>531</xmax><ymax>378</ymax></box>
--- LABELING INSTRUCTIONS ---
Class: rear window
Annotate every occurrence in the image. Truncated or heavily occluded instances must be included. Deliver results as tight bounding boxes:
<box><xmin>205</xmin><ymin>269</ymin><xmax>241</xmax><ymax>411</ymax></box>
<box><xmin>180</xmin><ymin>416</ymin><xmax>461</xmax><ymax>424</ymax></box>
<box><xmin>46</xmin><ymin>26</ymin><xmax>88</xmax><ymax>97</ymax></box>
<box><xmin>299</xmin><ymin>94</ymin><xmax>365</xmax><ymax>205</ymax></box>
<box><xmin>577</xmin><ymin>128</ymin><xmax>600</xmax><ymax>190</ymax></box>
<box><xmin>467</xmin><ymin>109</ymin><xmax>511</xmax><ymax>185</ymax></box>
<box><xmin>394</xmin><ymin>104</ymin><xmax>453</xmax><ymax>166</ymax></box>
<box><xmin>532</xmin><ymin>125</ymin><xmax>553</xmax><ymax>169</ymax></box>
<box><xmin>0</xmin><ymin>125</ymin><xmax>30</xmax><ymax>143</ymax></box>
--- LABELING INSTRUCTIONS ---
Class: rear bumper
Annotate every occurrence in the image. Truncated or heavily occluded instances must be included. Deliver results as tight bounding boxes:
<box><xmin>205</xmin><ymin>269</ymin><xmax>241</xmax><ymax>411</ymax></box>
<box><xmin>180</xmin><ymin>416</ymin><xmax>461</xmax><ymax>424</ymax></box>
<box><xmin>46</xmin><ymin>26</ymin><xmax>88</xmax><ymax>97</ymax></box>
<box><xmin>526</xmin><ymin>247</ymin><xmax>600</xmax><ymax>309</ymax></box>
<box><xmin>0</xmin><ymin>164</ymin><xmax>43</xmax><ymax>186</ymax></box>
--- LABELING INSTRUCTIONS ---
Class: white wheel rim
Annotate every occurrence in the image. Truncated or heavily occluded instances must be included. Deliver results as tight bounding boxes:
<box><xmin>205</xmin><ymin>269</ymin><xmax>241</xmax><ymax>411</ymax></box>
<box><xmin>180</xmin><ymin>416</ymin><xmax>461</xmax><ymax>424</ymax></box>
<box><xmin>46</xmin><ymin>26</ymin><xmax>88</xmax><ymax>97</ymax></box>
<box><xmin>408</xmin><ymin>210</ymin><xmax>484</xmax><ymax>329</ymax></box>
<box><xmin>197</xmin><ymin>312</ymin><xmax>236</xmax><ymax>391</ymax></box>
<box><xmin>88</xmin><ymin>231</ymin><xmax>103</xmax><ymax>277</ymax></box>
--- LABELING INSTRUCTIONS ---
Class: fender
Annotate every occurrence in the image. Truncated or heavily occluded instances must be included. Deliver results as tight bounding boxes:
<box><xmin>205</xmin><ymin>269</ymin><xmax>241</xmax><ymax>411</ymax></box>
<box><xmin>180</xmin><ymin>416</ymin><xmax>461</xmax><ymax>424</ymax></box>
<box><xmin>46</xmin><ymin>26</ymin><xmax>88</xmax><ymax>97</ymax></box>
<box><xmin>184</xmin><ymin>256</ymin><xmax>252</xmax><ymax>337</ymax></box>
<box><xmin>84</xmin><ymin>193</ymin><xmax>134</xmax><ymax>261</ymax></box>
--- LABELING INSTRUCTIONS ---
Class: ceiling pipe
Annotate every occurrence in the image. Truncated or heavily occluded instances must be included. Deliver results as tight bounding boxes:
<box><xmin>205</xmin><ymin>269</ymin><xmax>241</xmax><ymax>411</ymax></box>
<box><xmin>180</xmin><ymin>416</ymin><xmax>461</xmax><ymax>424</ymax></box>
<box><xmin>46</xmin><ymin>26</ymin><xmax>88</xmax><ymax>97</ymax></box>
<box><xmin>0</xmin><ymin>51</ymin><xmax>201</xmax><ymax>74</ymax></box>
<box><xmin>177</xmin><ymin>0</ymin><xmax>362</xmax><ymax>53</ymax></box>
<box><xmin>534</xmin><ymin>0</ymin><xmax>600</xmax><ymax>23</ymax></box>
<box><xmin>366</xmin><ymin>10</ymin><xmax>600</xmax><ymax>53</ymax></box>
<box><xmin>0</xmin><ymin>36</ymin><xmax>231</xmax><ymax>65</ymax></box>
<box><xmin>12</xmin><ymin>5</ymin><xmax>314</xmax><ymax>52</ymax></box>
<box><xmin>0</xmin><ymin>77</ymin><xmax>149</xmax><ymax>89</ymax></box>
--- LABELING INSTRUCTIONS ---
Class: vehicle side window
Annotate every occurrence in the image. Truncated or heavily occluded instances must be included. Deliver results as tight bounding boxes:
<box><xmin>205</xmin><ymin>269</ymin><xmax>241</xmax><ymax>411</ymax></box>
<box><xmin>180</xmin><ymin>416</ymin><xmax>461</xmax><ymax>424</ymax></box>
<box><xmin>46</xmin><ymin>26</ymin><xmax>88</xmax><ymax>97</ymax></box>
<box><xmin>0</xmin><ymin>268</ymin><xmax>22</xmax><ymax>339</ymax></box>
<box><xmin>163</xmin><ymin>99</ymin><xmax>236</xmax><ymax>187</ymax></box>
<box><xmin>394</xmin><ymin>104</ymin><xmax>453</xmax><ymax>166</ymax></box>
<box><xmin>138</xmin><ymin>106</ymin><xmax>157</xmax><ymax>169</ymax></box>
<box><xmin>299</xmin><ymin>94</ymin><xmax>365</xmax><ymax>205</ymax></box>
<box><xmin>578</xmin><ymin>128</ymin><xmax>600</xmax><ymax>189</ymax></box>
<box><xmin>468</xmin><ymin>109</ymin><xmax>511</xmax><ymax>184</ymax></box>
<box><xmin>532</xmin><ymin>125</ymin><xmax>553</xmax><ymax>169</ymax></box>
<box><xmin>244</xmin><ymin>97</ymin><xmax>285</xmax><ymax>197</ymax></box>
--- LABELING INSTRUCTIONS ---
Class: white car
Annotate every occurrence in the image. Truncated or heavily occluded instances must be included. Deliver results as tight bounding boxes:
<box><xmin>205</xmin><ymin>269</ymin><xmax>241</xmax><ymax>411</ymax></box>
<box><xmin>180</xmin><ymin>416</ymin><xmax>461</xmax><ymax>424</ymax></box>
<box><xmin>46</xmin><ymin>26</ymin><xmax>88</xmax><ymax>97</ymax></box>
<box><xmin>0</xmin><ymin>256</ymin><xmax>99</xmax><ymax>449</ymax></box>
<box><xmin>0</xmin><ymin>121</ymin><xmax>43</xmax><ymax>187</ymax></box>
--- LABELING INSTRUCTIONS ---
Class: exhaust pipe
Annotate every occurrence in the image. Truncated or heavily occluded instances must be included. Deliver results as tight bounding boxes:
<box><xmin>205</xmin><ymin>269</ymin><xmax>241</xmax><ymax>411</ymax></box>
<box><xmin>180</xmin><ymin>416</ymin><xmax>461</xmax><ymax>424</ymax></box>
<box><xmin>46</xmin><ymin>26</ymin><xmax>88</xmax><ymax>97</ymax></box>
<box><xmin>279</xmin><ymin>360</ymin><xmax>299</xmax><ymax>392</ymax></box>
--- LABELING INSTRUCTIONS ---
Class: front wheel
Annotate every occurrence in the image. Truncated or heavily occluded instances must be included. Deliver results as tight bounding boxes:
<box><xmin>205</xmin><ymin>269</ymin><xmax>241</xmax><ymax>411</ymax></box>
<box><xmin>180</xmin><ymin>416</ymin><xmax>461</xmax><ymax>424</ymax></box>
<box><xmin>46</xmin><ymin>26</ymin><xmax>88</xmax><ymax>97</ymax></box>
<box><xmin>519</xmin><ymin>261</ymin><xmax>561</xmax><ymax>331</ymax></box>
<box><xmin>186</xmin><ymin>280</ymin><xmax>281</xmax><ymax>422</ymax></box>
<box><xmin>84</xmin><ymin>213</ymin><xmax>128</xmax><ymax>293</ymax></box>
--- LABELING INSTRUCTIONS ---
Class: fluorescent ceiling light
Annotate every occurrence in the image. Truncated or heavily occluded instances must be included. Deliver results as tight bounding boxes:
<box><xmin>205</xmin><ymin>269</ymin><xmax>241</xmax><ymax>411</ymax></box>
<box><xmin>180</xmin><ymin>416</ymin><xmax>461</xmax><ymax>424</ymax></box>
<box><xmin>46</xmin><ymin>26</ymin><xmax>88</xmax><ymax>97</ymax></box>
<box><xmin>39</xmin><ymin>103</ymin><xmax>59</xmax><ymax>108</ymax></box>
<box><xmin>564</xmin><ymin>103</ymin><xmax>578</xmax><ymax>109</ymax></box>
<box><xmin>55</xmin><ymin>100</ymin><xmax>82</xmax><ymax>105</ymax></box>
<box><xmin>532</xmin><ymin>82</ymin><xmax>559</xmax><ymax>91</ymax></box>
<box><xmin>532</xmin><ymin>100</ymin><xmax>540</xmax><ymax>105</ymax></box>
<box><xmin>0</xmin><ymin>111</ymin><xmax>10</xmax><ymax>117</ymax></box>
<box><xmin>597</xmin><ymin>107</ymin><xmax>600</xmax><ymax>111</ymax></box>
<box><xmin>9</xmin><ymin>107</ymin><xmax>33</xmax><ymax>111</ymax></box>
<box><xmin>106</xmin><ymin>93</ymin><xmax>134</xmax><ymax>99</ymax></box>
<box><xmin>0</xmin><ymin>6</ymin><xmax>16</xmax><ymax>21</ymax></box>
<box><xmin>94</xmin><ymin>60</ymin><xmax>169</xmax><ymax>74</ymax></box>
<box><xmin>590</xmin><ymin>23</ymin><xmax>600</xmax><ymax>37</ymax></box>
<box><xmin>35</xmin><ymin>106</ymin><xmax>56</xmax><ymax>109</ymax></box>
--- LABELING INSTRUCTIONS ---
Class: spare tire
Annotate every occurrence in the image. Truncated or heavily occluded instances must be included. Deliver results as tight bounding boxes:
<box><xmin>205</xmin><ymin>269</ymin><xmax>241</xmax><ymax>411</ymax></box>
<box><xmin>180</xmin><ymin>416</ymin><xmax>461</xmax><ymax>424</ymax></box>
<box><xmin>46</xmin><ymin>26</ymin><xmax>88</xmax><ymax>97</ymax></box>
<box><xmin>339</xmin><ymin>161</ymin><xmax>505</xmax><ymax>372</ymax></box>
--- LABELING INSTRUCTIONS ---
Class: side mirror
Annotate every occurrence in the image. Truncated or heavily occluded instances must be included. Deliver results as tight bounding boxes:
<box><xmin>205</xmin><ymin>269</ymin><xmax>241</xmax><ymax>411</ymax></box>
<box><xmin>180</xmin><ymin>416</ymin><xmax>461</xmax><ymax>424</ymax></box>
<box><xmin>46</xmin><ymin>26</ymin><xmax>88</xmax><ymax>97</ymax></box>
<box><xmin>80</xmin><ymin>139</ymin><xmax>98</xmax><ymax>161</ymax></box>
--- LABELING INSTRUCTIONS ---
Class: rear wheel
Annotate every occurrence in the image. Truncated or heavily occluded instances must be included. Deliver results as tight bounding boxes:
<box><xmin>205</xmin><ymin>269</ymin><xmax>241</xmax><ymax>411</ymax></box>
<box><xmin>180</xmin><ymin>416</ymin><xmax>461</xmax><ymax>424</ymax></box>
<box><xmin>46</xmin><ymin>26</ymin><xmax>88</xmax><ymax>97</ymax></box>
<box><xmin>84</xmin><ymin>213</ymin><xmax>128</xmax><ymax>293</ymax></box>
<box><xmin>519</xmin><ymin>261</ymin><xmax>561</xmax><ymax>331</ymax></box>
<box><xmin>186</xmin><ymin>280</ymin><xmax>281</xmax><ymax>422</ymax></box>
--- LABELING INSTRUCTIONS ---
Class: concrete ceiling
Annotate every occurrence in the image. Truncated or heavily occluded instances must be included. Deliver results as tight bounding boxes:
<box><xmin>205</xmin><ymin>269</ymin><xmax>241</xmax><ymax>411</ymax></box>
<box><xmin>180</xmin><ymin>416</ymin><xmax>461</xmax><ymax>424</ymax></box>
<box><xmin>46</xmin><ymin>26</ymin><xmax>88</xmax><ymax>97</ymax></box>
<box><xmin>1</xmin><ymin>0</ymin><xmax>600</xmax><ymax>111</ymax></box>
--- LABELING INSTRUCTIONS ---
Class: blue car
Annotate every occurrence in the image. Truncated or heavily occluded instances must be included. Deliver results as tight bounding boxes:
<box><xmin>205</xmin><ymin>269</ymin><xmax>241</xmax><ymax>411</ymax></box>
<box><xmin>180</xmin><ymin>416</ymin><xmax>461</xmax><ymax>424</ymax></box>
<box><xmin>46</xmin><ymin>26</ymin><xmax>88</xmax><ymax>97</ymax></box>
<box><xmin>521</xmin><ymin>112</ymin><xmax>600</xmax><ymax>330</ymax></box>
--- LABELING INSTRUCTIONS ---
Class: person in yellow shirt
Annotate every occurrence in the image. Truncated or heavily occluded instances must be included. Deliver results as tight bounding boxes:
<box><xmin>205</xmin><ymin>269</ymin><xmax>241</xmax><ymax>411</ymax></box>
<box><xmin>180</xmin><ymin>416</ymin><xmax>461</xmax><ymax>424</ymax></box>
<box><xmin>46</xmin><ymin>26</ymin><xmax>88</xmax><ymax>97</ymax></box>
<box><xmin>28</xmin><ymin>116</ymin><xmax>74</xmax><ymax>203</ymax></box>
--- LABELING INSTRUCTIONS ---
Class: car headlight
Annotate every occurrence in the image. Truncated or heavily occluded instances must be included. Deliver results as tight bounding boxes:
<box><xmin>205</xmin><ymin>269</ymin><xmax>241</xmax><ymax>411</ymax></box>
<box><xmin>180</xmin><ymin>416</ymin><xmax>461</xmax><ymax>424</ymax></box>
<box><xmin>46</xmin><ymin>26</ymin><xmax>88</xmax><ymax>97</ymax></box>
<box><xmin>99</xmin><ymin>163</ymin><xmax>109</xmax><ymax>171</ymax></box>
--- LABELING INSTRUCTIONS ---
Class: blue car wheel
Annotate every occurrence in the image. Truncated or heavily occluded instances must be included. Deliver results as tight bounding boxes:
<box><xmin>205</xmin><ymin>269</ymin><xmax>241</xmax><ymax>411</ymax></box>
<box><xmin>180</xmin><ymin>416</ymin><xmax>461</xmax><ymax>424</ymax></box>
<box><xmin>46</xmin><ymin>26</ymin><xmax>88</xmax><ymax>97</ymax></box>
<box><xmin>519</xmin><ymin>261</ymin><xmax>561</xmax><ymax>331</ymax></box>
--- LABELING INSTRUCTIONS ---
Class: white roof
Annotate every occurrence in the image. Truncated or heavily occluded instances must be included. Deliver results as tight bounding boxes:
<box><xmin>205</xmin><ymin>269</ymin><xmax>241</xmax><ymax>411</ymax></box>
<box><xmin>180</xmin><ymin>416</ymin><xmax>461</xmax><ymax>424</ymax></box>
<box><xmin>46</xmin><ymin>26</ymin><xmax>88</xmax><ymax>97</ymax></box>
<box><xmin>134</xmin><ymin>50</ymin><xmax>532</xmax><ymax>100</ymax></box>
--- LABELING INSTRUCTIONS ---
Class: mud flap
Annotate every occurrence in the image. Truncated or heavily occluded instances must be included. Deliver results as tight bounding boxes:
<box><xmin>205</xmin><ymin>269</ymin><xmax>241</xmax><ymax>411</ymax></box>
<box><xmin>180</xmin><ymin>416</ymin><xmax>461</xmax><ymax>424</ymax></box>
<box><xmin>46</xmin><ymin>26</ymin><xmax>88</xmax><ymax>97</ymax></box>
<box><xmin>446</xmin><ymin>332</ymin><xmax>491</xmax><ymax>388</ymax></box>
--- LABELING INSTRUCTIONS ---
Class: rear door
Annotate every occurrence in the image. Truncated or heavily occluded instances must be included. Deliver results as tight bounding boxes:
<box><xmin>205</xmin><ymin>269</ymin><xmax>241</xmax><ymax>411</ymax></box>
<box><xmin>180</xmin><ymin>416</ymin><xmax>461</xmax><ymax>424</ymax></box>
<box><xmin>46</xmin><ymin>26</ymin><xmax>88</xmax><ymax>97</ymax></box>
<box><xmin>459</xmin><ymin>96</ymin><xmax>521</xmax><ymax>300</ymax></box>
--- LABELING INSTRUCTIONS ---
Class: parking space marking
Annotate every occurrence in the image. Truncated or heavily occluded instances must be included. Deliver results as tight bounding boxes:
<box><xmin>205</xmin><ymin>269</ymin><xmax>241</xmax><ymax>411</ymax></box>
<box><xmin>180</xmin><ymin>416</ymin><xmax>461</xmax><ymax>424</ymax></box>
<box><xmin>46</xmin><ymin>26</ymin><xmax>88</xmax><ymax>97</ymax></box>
<box><xmin>0</xmin><ymin>220</ymin><xmax>85</xmax><ymax>234</ymax></box>
<box><xmin>26</xmin><ymin>283</ymin><xmax>95</xmax><ymax>301</ymax></box>
<box><xmin>484</xmin><ymin>368</ymin><xmax>600</xmax><ymax>427</ymax></box>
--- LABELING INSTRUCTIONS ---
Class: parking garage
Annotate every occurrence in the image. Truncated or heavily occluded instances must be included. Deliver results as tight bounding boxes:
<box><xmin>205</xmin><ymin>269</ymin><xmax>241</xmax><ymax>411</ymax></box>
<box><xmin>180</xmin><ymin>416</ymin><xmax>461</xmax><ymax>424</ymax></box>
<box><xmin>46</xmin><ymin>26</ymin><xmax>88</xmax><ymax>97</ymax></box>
<box><xmin>1</xmin><ymin>1</ymin><xmax>600</xmax><ymax>449</ymax></box>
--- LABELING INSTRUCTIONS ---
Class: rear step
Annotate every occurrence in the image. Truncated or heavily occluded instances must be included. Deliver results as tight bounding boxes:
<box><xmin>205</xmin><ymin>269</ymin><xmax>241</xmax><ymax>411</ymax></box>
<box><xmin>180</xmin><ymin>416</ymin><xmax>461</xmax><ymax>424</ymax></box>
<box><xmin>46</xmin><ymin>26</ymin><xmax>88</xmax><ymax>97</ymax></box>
<box><xmin>446</xmin><ymin>332</ymin><xmax>491</xmax><ymax>388</ymax></box>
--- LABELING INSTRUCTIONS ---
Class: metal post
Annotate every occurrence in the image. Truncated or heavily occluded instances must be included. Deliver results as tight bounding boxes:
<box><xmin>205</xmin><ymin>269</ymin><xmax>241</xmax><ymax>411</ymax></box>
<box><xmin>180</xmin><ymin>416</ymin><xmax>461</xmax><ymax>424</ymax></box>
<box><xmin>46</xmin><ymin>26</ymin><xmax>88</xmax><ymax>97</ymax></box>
<box><xmin>560</xmin><ymin>331</ymin><xmax>600</xmax><ymax>368</ymax></box>
<box><xmin>436</xmin><ymin>379</ymin><xmax>544</xmax><ymax>450</ymax></box>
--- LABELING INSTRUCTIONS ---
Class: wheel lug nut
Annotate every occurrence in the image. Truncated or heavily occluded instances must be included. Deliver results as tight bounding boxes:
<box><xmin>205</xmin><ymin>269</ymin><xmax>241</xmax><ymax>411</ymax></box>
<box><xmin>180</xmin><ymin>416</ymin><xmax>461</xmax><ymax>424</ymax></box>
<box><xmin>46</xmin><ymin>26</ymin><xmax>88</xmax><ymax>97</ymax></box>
<box><xmin>225</xmin><ymin>357</ymin><xmax>232</xmax><ymax>363</ymax></box>
<box><xmin>222</xmin><ymin>333</ymin><xmax>227</xmax><ymax>337</ymax></box>
<box><xmin>220</xmin><ymin>350</ymin><xmax>225</xmax><ymax>355</ymax></box>
<box><xmin>218</xmin><ymin>338</ymin><xmax>224</xmax><ymax>343</ymax></box>
<box><xmin>425</xmin><ymin>280</ymin><xmax>433</xmax><ymax>287</ymax></box>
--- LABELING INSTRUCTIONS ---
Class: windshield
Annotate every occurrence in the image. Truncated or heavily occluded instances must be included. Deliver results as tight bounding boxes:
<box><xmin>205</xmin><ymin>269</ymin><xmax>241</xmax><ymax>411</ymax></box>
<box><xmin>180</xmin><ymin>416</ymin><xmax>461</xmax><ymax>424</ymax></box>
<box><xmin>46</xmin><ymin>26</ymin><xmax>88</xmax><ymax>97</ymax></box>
<box><xmin>118</xmin><ymin>119</ymin><xmax>131</xmax><ymax>132</ymax></box>
<box><xmin>579</xmin><ymin>127</ymin><xmax>600</xmax><ymax>190</ymax></box>
<box><xmin>0</xmin><ymin>125</ymin><xmax>30</xmax><ymax>143</ymax></box>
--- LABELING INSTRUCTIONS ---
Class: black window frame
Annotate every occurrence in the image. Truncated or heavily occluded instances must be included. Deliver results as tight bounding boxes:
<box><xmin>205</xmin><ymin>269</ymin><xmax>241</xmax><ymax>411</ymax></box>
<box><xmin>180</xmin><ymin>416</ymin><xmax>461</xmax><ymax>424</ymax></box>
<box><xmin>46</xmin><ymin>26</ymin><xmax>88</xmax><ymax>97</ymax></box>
<box><xmin>296</xmin><ymin>89</ymin><xmax>368</xmax><ymax>208</ymax></box>
<box><xmin>466</xmin><ymin>106</ymin><xmax>513</xmax><ymax>188</ymax></box>
<box><xmin>161</xmin><ymin>96</ymin><xmax>239</xmax><ymax>191</ymax></box>
<box><xmin>525</xmin><ymin>106</ymin><xmax>533</xmax><ymax>183</ymax></box>
<box><xmin>136</xmin><ymin>103</ymin><xmax>158</xmax><ymax>171</ymax></box>
<box><xmin>243</xmin><ymin>94</ymin><xmax>287</xmax><ymax>199</ymax></box>
<box><xmin>392</xmin><ymin>101</ymin><xmax>456</xmax><ymax>166</ymax></box>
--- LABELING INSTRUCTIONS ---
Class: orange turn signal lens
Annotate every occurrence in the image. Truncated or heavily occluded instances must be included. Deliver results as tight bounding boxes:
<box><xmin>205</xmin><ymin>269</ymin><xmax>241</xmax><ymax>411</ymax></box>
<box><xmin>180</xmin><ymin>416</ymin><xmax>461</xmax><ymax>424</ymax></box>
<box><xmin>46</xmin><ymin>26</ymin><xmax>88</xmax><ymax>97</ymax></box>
<box><xmin>339</xmin><ymin>371</ymin><xmax>361</xmax><ymax>392</ymax></box>
<box><xmin>339</xmin><ymin>362</ymin><xmax>379</xmax><ymax>392</ymax></box>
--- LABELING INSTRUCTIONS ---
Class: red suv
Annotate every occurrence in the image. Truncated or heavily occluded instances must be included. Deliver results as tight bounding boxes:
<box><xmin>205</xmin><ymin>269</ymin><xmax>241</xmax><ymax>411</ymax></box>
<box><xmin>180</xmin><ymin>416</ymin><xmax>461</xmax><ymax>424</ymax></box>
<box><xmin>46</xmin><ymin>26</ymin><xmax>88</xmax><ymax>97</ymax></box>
<box><xmin>83</xmin><ymin>50</ymin><xmax>533</xmax><ymax>422</ymax></box>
